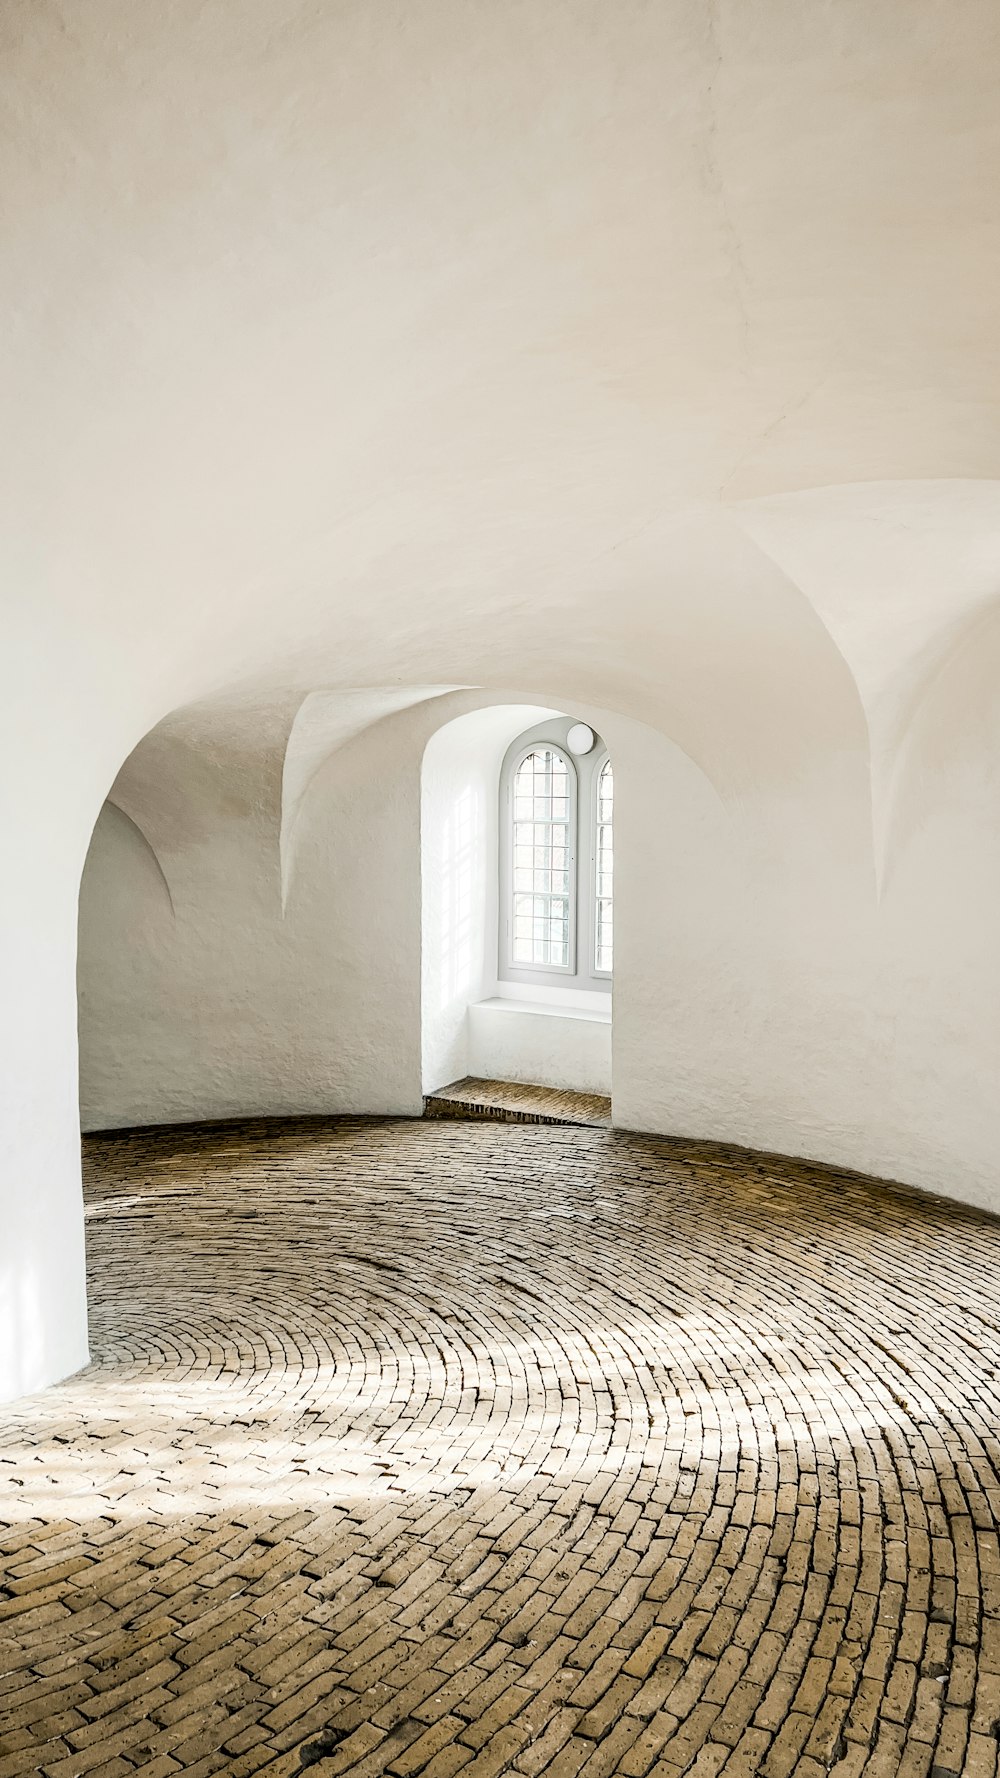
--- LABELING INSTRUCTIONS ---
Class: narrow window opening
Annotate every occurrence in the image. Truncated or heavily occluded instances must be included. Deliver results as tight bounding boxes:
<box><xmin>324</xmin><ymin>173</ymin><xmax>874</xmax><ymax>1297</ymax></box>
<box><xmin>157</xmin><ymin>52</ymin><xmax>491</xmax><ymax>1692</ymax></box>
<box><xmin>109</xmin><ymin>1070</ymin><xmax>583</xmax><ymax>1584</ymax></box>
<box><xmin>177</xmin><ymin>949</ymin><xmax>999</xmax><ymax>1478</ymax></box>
<box><xmin>595</xmin><ymin>758</ymin><xmax>613</xmax><ymax>975</ymax></box>
<box><xmin>499</xmin><ymin>720</ymin><xmax>612</xmax><ymax>992</ymax></box>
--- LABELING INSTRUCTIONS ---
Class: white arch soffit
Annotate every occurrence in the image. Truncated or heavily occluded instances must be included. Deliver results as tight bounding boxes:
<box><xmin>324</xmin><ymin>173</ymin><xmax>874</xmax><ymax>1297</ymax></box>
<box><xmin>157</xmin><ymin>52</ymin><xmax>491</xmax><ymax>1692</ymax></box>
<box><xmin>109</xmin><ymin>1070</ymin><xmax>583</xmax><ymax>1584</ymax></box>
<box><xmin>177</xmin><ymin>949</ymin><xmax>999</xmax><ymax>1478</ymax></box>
<box><xmin>280</xmin><ymin>686</ymin><xmax>462</xmax><ymax>910</ymax></box>
<box><xmin>421</xmin><ymin>691</ymin><xmax>729</xmax><ymax>814</ymax></box>
<box><xmin>423</xmin><ymin>704</ymin><xmax>563</xmax><ymax>758</ymax></box>
<box><xmin>733</xmin><ymin>479</ymin><xmax>1000</xmax><ymax>896</ymax></box>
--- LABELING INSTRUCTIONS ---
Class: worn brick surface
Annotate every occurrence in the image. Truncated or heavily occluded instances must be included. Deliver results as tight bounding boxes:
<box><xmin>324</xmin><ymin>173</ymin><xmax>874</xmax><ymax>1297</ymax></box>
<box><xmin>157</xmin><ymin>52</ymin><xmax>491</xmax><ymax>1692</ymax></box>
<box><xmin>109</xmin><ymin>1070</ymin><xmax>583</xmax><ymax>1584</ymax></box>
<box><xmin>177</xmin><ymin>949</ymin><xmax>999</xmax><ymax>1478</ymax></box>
<box><xmin>2</xmin><ymin>1114</ymin><xmax>1000</xmax><ymax>1776</ymax></box>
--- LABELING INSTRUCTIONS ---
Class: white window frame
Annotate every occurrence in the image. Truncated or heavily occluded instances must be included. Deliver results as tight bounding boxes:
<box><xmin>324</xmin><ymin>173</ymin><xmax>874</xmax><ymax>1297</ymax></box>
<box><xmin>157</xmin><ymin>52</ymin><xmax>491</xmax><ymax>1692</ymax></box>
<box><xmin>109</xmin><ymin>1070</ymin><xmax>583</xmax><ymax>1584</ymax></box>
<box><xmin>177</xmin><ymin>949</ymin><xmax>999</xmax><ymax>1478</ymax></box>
<box><xmin>592</xmin><ymin>752</ymin><xmax>613</xmax><ymax>981</ymax></box>
<box><xmin>499</xmin><ymin>719</ymin><xmax>612</xmax><ymax>992</ymax></box>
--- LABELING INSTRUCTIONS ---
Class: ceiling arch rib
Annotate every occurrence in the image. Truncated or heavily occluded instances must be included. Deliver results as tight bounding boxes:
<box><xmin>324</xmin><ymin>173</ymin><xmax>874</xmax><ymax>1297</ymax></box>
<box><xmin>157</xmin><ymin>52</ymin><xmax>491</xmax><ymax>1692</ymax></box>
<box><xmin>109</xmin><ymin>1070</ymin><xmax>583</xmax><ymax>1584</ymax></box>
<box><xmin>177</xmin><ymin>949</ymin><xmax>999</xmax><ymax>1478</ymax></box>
<box><xmin>101</xmin><ymin>801</ymin><xmax>175</xmax><ymax>918</ymax></box>
<box><xmin>279</xmin><ymin>687</ymin><xmax>460</xmax><ymax>912</ymax></box>
<box><xmin>734</xmin><ymin>479</ymin><xmax>1000</xmax><ymax>894</ymax></box>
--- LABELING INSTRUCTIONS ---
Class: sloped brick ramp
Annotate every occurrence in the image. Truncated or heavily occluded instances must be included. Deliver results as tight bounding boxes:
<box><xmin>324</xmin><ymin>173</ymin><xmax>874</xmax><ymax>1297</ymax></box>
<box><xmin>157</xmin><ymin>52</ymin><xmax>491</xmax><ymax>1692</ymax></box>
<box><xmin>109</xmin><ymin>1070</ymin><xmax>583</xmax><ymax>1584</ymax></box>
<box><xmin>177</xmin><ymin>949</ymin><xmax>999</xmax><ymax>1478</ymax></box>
<box><xmin>2</xmin><ymin>1114</ymin><xmax>1000</xmax><ymax>1776</ymax></box>
<box><xmin>424</xmin><ymin>1077</ymin><xmax>611</xmax><ymax>1127</ymax></box>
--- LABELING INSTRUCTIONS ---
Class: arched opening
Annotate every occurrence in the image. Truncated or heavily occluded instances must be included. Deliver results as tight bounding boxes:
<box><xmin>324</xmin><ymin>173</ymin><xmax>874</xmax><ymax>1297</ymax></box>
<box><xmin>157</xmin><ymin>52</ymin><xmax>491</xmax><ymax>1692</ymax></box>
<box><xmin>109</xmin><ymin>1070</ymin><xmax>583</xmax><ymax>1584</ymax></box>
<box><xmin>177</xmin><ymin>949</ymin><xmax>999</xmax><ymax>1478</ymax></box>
<box><xmin>77</xmin><ymin>687</ymin><xmax>456</xmax><ymax>1133</ymax></box>
<box><xmin>421</xmin><ymin>705</ymin><xmax>613</xmax><ymax>1107</ymax></box>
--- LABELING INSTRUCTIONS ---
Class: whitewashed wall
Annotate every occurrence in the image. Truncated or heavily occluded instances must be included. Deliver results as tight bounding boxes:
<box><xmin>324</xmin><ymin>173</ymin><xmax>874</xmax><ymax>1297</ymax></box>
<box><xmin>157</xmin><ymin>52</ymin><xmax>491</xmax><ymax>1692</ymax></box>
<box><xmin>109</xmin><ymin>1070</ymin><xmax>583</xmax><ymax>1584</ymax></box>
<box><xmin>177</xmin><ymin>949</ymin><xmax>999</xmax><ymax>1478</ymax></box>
<box><xmin>5</xmin><ymin>0</ymin><xmax>1000</xmax><ymax>1407</ymax></box>
<box><xmin>79</xmin><ymin>699</ymin><xmax>434</xmax><ymax>1129</ymax></box>
<box><xmin>77</xmin><ymin>668</ymin><xmax>1000</xmax><ymax>1222</ymax></box>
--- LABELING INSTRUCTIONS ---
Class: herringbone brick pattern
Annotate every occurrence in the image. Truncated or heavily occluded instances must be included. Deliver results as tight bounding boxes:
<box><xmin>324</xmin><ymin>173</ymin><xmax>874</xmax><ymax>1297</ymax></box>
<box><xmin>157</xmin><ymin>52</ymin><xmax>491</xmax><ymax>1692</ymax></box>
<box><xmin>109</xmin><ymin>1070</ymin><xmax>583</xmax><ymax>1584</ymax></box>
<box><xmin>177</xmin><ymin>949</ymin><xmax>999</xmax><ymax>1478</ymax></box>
<box><xmin>2</xmin><ymin>1116</ymin><xmax>1000</xmax><ymax>1777</ymax></box>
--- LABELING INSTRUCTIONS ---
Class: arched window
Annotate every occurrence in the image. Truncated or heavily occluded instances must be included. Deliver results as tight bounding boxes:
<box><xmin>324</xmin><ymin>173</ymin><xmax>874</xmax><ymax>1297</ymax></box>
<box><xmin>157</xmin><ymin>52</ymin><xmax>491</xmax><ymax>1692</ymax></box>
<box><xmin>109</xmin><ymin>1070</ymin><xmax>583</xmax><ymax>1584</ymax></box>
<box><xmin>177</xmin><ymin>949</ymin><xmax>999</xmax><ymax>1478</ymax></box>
<box><xmin>500</xmin><ymin>721</ymin><xmax>612</xmax><ymax>989</ymax></box>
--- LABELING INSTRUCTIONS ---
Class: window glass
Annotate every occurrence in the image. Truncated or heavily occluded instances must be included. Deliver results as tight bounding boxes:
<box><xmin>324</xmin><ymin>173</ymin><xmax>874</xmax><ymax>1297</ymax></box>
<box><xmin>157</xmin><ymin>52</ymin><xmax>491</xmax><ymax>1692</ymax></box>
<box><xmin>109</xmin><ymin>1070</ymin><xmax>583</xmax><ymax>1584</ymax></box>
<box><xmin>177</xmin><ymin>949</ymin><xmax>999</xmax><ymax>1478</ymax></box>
<box><xmin>511</xmin><ymin>747</ymin><xmax>571</xmax><ymax>968</ymax></box>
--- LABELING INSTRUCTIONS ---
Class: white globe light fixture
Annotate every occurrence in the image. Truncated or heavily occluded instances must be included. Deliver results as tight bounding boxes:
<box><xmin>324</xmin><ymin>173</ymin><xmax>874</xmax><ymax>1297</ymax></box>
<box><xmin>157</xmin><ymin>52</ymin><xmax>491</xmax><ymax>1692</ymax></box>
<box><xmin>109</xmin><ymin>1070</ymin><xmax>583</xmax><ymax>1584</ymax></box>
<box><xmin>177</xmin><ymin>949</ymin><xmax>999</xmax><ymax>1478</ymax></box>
<box><xmin>566</xmin><ymin>723</ymin><xmax>595</xmax><ymax>756</ymax></box>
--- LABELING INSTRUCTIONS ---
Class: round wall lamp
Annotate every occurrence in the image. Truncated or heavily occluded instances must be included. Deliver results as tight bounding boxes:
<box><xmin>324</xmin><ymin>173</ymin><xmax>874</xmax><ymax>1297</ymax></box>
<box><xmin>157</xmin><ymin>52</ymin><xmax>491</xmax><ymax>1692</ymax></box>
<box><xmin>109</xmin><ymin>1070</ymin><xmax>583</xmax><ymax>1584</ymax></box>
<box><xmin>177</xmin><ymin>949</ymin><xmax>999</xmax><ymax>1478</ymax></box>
<box><xmin>567</xmin><ymin>723</ymin><xmax>595</xmax><ymax>756</ymax></box>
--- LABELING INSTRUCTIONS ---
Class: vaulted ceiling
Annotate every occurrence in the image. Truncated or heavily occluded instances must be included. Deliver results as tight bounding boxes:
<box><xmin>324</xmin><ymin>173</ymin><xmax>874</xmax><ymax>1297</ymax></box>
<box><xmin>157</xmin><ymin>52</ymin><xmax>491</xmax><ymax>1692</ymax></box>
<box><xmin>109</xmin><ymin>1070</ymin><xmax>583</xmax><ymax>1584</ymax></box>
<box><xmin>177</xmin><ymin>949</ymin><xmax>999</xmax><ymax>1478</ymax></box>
<box><xmin>5</xmin><ymin>0</ymin><xmax>999</xmax><ymax>810</ymax></box>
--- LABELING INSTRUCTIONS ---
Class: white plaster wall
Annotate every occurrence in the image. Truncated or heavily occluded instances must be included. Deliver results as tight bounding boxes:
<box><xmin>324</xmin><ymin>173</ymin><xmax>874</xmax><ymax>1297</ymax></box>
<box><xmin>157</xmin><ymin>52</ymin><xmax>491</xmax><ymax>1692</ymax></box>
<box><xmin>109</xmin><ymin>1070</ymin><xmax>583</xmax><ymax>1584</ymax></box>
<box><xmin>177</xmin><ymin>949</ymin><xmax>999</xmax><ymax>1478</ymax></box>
<box><xmin>5</xmin><ymin>0</ymin><xmax>1000</xmax><ymax>1398</ymax></box>
<box><xmin>606</xmin><ymin>704</ymin><xmax>1000</xmax><ymax>1213</ymax></box>
<box><xmin>2</xmin><ymin>851</ymin><xmax>89</xmax><ymax>1403</ymax></box>
<box><xmin>77</xmin><ymin>668</ymin><xmax>1000</xmax><ymax>1220</ymax></box>
<box><xmin>467</xmin><ymin>1003</ymin><xmax>611</xmax><ymax>1097</ymax></box>
<box><xmin>81</xmin><ymin>694</ymin><xmax>601</xmax><ymax>1127</ymax></box>
<box><xmin>0</xmin><ymin>657</ymin><xmax>165</xmax><ymax>1401</ymax></box>
<box><xmin>78</xmin><ymin>698</ymin><xmax>450</xmax><ymax>1130</ymax></box>
<box><xmin>420</xmin><ymin>705</ymin><xmax>557</xmax><ymax>1094</ymax></box>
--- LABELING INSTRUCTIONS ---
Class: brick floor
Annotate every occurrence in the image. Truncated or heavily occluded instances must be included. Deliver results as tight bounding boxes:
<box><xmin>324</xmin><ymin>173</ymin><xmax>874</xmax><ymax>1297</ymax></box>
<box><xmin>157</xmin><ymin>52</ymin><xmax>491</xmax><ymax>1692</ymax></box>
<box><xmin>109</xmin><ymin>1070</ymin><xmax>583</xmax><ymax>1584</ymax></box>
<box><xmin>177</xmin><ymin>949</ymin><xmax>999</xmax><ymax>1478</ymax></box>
<box><xmin>2</xmin><ymin>1116</ymin><xmax>1000</xmax><ymax>1777</ymax></box>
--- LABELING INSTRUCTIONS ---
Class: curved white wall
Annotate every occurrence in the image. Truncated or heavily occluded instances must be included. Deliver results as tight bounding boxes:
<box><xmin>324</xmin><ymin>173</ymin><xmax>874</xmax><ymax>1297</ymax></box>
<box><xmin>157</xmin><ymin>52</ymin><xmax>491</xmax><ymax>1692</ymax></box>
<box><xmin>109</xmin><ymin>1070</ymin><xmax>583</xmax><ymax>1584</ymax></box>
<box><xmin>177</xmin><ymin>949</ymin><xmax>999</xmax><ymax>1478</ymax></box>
<box><xmin>76</xmin><ymin>675</ymin><xmax>1000</xmax><ymax>1222</ymax></box>
<box><xmin>78</xmin><ymin>695</ymin><xmax>453</xmax><ymax>1131</ymax></box>
<box><xmin>4</xmin><ymin>1</ymin><xmax>1000</xmax><ymax>1398</ymax></box>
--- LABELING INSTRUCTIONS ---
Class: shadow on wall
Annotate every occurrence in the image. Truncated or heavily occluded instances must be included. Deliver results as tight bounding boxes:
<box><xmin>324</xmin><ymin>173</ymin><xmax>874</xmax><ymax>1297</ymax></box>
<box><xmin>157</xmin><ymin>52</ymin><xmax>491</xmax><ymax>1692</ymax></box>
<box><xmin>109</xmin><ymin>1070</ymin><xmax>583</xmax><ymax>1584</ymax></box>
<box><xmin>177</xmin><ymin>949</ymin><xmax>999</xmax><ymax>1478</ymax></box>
<box><xmin>440</xmin><ymin>781</ymin><xmax>480</xmax><ymax>1008</ymax></box>
<box><xmin>421</xmin><ymin>704</ymin><xmax>557</xmax><ymax>1095</ymax></box>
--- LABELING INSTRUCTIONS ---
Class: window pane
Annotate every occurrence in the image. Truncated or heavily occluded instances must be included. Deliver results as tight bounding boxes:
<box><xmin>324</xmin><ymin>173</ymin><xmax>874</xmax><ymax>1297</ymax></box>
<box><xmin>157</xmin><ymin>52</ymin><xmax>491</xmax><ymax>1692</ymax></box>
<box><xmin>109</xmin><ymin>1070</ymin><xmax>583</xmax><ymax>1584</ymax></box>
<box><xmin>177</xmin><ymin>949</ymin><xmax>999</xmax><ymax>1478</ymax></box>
<box><xmin>510</xmin><ymin>747</ymin><xmax>573</xmax><ymax>969</ymax></box>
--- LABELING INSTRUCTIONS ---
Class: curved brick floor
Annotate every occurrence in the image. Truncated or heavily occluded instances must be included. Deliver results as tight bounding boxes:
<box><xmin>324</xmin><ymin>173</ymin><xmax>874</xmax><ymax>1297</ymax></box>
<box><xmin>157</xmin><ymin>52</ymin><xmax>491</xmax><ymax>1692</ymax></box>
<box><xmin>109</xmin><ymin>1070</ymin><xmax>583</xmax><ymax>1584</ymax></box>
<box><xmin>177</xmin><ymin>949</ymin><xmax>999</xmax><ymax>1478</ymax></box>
<box><xmin>3</xmin><ymin>1119</ymin><xmax>1000</xmax><ymax>1778</ymax></box>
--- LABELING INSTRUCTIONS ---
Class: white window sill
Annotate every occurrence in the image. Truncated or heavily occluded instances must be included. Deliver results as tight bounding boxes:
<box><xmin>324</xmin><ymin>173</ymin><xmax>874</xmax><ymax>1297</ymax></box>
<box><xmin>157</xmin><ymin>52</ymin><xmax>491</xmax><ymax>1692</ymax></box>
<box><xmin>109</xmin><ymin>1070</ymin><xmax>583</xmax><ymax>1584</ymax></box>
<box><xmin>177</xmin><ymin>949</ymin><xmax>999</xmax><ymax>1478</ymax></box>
<box><xmin>493</xmin><ymin>980</ymin><xmax>610</xmax><ymax>1010</ymax></box>
<box><xmin>475</xmin><ymin>994</ymin><xmax>611</xmax><ymax>1025</ymax></box>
